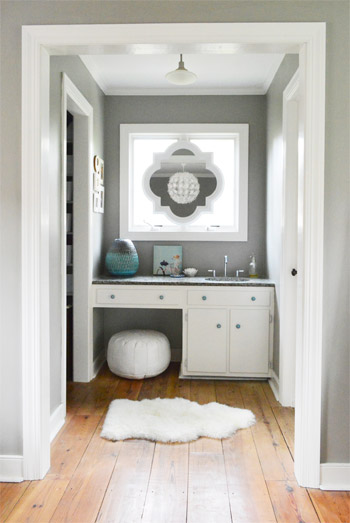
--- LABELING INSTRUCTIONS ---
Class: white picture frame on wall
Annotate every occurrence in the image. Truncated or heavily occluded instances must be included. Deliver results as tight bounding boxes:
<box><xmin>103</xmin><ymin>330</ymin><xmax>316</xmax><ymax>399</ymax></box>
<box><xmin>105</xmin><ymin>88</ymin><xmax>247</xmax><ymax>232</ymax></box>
<box><xmin>93</xmin><ymin>186</ymin><xmax>104</xmax><ymax>213</ymax></box>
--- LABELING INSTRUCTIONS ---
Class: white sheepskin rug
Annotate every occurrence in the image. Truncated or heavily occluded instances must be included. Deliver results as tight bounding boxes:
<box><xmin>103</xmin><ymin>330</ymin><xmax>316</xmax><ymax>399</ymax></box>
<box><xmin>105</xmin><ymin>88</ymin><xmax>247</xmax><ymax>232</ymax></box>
<box><xmin>101</xmin><ymin>397</ymin><xmax>255</xmax><ymax>443</ymax></box>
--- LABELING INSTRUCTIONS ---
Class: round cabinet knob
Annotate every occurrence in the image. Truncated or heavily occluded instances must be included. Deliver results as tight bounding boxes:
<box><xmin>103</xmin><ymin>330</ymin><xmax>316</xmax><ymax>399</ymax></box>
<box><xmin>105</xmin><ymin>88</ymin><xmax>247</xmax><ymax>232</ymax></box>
<box><xmin>236</xmin><ymin>324</ymin><xmax>241</xmax><ymax>329</ymax></box>
<box><xmin>159</xmin><ymin>295</ymin><xmax>164</xmax><ymax>300</ymax></box>
<box><xmin>110</xmin><ymin>294</ymin><xmax>115</xmax><ymax>299</ymax></box>
<box><xmin>251</xmin><ymin>296</ymin><xmax>256</xmax><ymax>301</ymax></box>
<box><xmin>202</xmin><ymin>296</ymin><xmax>207</xmax><ymax>301</ymax></box>
<box><xmin>217</xmin><ymin>324</ymin><xmax>222</xmax><ymax>329</ymax></box>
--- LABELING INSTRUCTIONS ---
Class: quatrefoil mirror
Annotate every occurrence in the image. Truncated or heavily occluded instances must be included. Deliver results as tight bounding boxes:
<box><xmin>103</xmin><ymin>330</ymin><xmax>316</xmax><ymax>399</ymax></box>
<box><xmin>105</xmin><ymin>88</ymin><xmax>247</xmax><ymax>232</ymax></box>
<box><xmin>142</xmin><ymin>141</ymin><xmax>223</xmax><ymax>223</ymax></box>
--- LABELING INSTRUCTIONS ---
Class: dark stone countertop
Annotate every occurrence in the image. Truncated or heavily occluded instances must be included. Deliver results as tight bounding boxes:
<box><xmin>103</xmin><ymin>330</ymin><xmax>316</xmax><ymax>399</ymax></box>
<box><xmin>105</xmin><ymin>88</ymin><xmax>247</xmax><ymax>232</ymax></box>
<box><xmin>92</xmin><ymin>276</ymin><xmax>275</xmax><ymax>287</ymax></box>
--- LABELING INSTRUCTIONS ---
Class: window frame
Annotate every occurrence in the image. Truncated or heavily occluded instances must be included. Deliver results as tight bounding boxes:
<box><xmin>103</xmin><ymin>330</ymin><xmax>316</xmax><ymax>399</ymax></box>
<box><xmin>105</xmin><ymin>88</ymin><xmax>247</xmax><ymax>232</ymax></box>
<box><xmin>120</xmin><ymin>123</ymin><xmax>249</xmax><ymax>241</ymax></box>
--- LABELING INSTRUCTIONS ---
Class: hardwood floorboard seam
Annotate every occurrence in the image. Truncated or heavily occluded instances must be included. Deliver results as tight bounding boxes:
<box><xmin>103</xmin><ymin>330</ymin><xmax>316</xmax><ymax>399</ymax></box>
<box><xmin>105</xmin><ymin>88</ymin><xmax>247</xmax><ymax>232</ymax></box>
<box><xmin>220</xmin><ymin>438</ymin><xmax>234</xmax><ymax>523</ymax></box>
<box><xmin>49</xmin><ymin>412</ymin><xmax>108</xmax><ymax>521</ymax></box>
<box><xmin>271</xmin><ymin>407</ymin><xmax>295</xmax><ymax>462</ymax></box>
<box><xmin>2</xmin><ymin>482</ymin><xmax>32</xmax><ymax>522</ymax></box>
<box><xmin>239</xmin><ymin>388</ymin><xmax>281</xmax><ymax>522</ymax></box>
<box><xmin>95</xmin><ymin>378</ymin><xmax>143</xmax><ymax>522</ymax></box>
<box><xmin>94</xmin><ymin>440</ymin><xmax>125</xmax><ymax>522</ymax></box>
<box><xmin>306</xmin><ymin>489</ymin><xmax>322</xmax><ymax>522</ymax></box>
<box><xmin>261</xmin><ymin>380</ymin><xmax>276</xmax><ymax>408</ymax></box>
<box><xmin>185</xmin><ymin>441</ymin><xmax>190</xmax><ymax>523</ymax></box>
<box><xmin>140</xmin><ymin>442</ymin><xmax>157</xmax><ymax>520</ymax></box>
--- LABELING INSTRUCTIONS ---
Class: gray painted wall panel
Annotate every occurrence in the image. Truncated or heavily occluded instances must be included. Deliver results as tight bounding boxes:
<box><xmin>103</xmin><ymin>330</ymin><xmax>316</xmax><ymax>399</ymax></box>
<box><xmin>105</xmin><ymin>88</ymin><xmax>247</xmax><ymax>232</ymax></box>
<box><xmin>0</xmin><ymin>0</ymin><xmax>348</xmax><ymax>463</ymax></box>
<box><xmin>103</xmin><ymin>95</ymin><xmax>267</xmax><ymax>277</ymax></box>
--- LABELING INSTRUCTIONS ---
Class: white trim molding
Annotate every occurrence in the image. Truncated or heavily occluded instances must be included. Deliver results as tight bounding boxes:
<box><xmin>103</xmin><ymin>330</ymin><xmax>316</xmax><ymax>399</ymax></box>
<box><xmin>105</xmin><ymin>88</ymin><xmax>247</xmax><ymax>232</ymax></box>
<box><xmin>22</xmin><ymin>27</ymin><xmax>51</xmax><ymax>481</ymax></box>
<box><xmin>93</xmin><ymin>350</ymin><xmax>106</xmax><ymax>379</ymax></box>
<box><xmin>62</xmin><ymin>74</ymin><xmax>94</xmax><ymax>383</ymax></box>
<box><xmin>279</xmin><ymin>70</ymin><xmax>300</xmax><ymax>408</ymax></box>
<box><xmin>21</xmin><ymin>23</ymin><xmax>325</xmax><ymax>485</ymax></box>
<box><xmin>320</xmin><ymin>463</ymin><xmax>350</xmax><ymax>491</ymax></box>
<box><xmin>269</xmin><ymin>370</ymin><xmax>280</xmax><ymax>402</ymax></box>
<box><xmin>50</xmin><ymin>404</ymin><xmax>65</xmax><ymax>443</ymax></box>
<box><xmin>0</xmin><ymin>456</ymin><xmax>24</xmax><ymax>483</ymax></box>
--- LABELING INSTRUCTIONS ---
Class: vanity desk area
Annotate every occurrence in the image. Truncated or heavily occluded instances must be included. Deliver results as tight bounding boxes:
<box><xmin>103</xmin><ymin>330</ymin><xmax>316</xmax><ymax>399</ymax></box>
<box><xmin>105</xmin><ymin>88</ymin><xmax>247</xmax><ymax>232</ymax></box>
<box><xmin>92</xmin><ymin>276</ymin><xmax>275</xmax><ymax>379</ymax></box>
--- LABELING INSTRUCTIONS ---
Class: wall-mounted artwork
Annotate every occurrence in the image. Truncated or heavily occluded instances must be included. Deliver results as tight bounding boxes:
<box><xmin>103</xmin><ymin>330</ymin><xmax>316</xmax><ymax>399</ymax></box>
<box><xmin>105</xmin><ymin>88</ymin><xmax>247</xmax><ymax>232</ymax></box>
<box><xmin>153</xmin><ymin>245</ymin><xmax>183</xmax><ymax>276</ymax></box>
<box><xmin>93</xmin><ymin>185</ymin><xmax>104</xmax><ymax>213</ymax></box>
<box><xmin>93</xmin><ymin>155</ymin><xmax>104</xmax><ymax>213</ymax></box>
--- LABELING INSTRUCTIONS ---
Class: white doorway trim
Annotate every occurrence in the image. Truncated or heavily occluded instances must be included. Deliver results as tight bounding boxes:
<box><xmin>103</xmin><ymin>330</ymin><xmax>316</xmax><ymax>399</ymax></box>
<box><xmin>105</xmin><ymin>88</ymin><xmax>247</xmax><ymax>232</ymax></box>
<box><xmin>279</xmin><ymin>70</ymin><xmax>300</xmax><ymax>408</ymax></box>
<box><xmin>50</xmin><ymin>74</ymin><xmax>94</xmax><ymax>443</ymax></box>
<box><xmin>61</xmin><ymin>74</ymin><xmax>94</xmax><ymax>385</ymax></box>
<box><xmin>21</xmin><ymin>22</ymin><xmax>325</xmax><ymax>487</ymax></box>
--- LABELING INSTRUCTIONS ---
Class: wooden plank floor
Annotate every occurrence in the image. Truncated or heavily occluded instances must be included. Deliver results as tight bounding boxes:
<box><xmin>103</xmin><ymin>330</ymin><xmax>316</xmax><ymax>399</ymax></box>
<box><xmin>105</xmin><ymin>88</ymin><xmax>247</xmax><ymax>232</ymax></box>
<box><xmin>1</xmin><ymin>363</ymin><xmax>349</xmax><ymax>523</ymax></box>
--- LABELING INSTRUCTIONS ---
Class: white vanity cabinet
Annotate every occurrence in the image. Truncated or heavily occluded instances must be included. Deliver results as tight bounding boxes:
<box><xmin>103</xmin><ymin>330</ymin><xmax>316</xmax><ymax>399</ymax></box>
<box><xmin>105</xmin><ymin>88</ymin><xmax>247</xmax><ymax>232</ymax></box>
<box><xmin>182</xmin><ymin>287</ymin><xmax>273</xmax><ymax>378</ymax></box>
<box><xmin>92</xmin><ymin>279</ymin><xmax>274</xmax><ymax>380</ymax></box>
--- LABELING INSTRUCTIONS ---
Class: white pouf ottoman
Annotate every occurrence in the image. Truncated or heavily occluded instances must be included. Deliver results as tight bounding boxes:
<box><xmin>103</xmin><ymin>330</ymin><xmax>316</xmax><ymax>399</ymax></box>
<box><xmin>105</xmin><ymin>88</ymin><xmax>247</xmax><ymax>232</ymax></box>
<box><xmin>107</xmin><ymin>329</ymin><xmax>171</xmax><ymax>379</ymax></box>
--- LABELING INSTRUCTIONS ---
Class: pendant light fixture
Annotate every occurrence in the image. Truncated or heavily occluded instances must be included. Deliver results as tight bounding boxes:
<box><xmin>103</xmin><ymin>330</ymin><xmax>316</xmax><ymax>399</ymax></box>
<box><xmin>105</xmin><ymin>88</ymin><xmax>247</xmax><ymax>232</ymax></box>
<box><xmin>167</xmin><ymin>164</ymin><xmax>200</xmax><ymax>204</ymax></box>
<box><xmin>166</xmin><ymin>54</ymin><xmax>197</xmax><ymax>85</ymax></box>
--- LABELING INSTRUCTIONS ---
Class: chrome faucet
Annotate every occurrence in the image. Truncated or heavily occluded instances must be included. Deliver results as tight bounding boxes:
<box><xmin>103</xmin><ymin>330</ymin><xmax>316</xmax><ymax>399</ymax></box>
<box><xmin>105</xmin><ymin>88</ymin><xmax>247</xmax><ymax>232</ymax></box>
<box><xmin>208</xmin><ymin>269</ymin><xmax>216</xmax><ymax>277</ymax></box>
<box><xmin>236</xmin><ymin>269</ymin><xmax>244</xmax><ymax>279</ymax></box>
<box><xmin>224</xmin><ymin>255</ymin><xmax>228</xmax><ymax>277</ymax></box>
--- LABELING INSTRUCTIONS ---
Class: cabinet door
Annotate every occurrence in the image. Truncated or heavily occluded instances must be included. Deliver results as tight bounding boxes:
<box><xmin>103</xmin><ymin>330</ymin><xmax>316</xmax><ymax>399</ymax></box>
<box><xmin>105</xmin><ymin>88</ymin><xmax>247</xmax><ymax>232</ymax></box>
<box><xmin>229</xmin><ymin>309</ymin><xmax>269</xmax><ymax>374</ymax></box>
<box><xmin>187</xmin><ymin>308</ymin><xmax>227</xmax><ymax>373</ymax></box>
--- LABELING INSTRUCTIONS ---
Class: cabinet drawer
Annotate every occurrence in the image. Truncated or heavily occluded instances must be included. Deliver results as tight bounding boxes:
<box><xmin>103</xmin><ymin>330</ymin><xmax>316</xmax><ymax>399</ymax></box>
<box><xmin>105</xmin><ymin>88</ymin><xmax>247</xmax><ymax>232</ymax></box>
<box><xmin>188</xmin><ymin>289</ymin><xmax>270</xmax><ymax>307</ymax></box>
<box><xmin>96</xmin><ymin>288</ymin><xmax>182</xmax><ymax>306</ymax></box>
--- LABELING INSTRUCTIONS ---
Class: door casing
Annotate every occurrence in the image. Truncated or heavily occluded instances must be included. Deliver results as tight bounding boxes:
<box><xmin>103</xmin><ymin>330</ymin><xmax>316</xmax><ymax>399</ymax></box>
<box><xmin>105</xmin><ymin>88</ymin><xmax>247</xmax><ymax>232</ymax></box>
<box><xmin>21</xmin><ymin>22</ymin><xmax>325</xmax><ymax>487</ymax></box>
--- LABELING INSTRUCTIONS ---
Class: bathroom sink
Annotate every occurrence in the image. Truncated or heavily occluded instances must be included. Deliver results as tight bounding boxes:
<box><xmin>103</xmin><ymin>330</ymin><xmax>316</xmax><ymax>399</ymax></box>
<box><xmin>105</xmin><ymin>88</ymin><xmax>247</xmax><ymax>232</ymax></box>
<box><xmin>205</xmin><ymin>277</ymin><xmax>250</xmax><ymax>282</ymax></box>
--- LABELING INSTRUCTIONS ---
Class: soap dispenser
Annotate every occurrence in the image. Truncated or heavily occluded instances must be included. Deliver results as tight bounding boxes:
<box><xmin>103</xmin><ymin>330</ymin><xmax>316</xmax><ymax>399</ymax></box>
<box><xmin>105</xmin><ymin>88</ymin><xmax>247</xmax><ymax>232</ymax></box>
<box><xmin>249</xmin><ymin>254</ymin><xmax>258</xmax><ymax>278</ymax></box>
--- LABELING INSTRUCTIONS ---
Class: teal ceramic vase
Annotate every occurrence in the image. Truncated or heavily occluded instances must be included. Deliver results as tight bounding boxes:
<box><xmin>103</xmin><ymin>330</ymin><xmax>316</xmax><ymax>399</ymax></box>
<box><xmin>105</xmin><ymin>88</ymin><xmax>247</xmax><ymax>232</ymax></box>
<box><xmin>105</xmin><ymin>239</ymin><xmax>139</xmax><ymax>277</ymax></box>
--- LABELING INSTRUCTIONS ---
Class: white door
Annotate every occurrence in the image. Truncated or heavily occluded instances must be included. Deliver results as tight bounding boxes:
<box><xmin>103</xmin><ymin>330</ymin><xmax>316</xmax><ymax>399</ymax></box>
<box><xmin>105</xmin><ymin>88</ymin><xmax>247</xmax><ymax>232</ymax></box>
<box><xmin>187</xmin><ymin>308</ymin><xmax>227</xmax><ymax>373</ymax></box>
<box><xmin>280</xmin><ymin>71</ymin><xmax>300</xmax><ymax>406</ymax></box>
<box><xmin>229</xmin><ymin>309</ymin><xmax>270</xmax><ymax>375</ymax></box>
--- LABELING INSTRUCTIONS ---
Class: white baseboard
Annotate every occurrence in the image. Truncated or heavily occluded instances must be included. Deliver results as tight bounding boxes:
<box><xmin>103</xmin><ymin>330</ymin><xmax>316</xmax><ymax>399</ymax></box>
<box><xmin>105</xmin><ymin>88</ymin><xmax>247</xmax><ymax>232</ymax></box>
<box><xmin>50</xmin><ymin>403</ymin><xmax>66</xmax><ymax>442</ymax></box>
<box><xmin>93</xmin><ymin>350</ymin><xmax>106</xmax><ymax>378</ymax></box>
<box><xmin>320</xmin><ymin>463</ymin><xmax>350</xmax><ymax>490</ymax></box>
<box><xmin>0</xmin><ymin>455</ymin><xmax>24</xmax><ymax>482</ymax></box>
<box><xmin>171</xmin><ymin>348</ymin><xmax>182</xmax><ymax>362</ymax></box>
<box><xmin>269</xmin><ymin>369</ymin><xmax>280</xmax><ymax>402</ymax></box>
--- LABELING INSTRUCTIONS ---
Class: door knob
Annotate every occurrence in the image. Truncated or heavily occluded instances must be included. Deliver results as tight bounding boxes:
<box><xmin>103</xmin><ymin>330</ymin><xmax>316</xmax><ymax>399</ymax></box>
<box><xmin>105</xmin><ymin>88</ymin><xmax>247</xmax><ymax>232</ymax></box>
<box><xmin>291</xmin><ymin>268</ymin><xmax>298</xmax><ymax>276</ymax></box>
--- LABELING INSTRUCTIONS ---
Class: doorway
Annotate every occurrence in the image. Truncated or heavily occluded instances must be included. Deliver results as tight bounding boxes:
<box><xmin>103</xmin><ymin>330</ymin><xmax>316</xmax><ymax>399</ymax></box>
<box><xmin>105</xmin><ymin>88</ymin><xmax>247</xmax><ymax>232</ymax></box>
<box><xmin>21</xmin><ymin>22</ymin><xmax>325</xmax><ymax>487</ymax></box>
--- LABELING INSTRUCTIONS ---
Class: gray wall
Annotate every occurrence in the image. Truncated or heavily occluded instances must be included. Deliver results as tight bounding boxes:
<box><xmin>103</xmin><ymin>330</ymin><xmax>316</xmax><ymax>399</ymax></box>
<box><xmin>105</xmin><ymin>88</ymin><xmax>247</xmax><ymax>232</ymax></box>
<box><xmin>265</xmin><ymin>55</ymin><xmax>299</xmax><ymax>376</ymax></box>
<box><xmin>49</xmin><ymin>56</ymin><xmax>105</xmax><ymax>413</ymax></box>
<box><xmin>0</xmin><ymin>0</ymin><xmax>349</xmax><ymax>464</ymax></box>
<box><xmin>104</xmin><ymin>95</ymin><xmax>267</xmax><ymax>277</ymax></box>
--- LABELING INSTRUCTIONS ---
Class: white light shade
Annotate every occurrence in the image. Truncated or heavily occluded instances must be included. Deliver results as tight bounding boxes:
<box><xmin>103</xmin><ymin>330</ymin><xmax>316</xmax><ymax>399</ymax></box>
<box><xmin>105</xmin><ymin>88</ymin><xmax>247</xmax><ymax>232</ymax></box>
<box><xmin>167</xmin><ymin>171</ymin><xmax>200</xmax><ymax>204</ymax></box>
<box><xmin>166</xmin><ymin>54</ymin><xmax>197</xmax><ymax>85</ymax></box>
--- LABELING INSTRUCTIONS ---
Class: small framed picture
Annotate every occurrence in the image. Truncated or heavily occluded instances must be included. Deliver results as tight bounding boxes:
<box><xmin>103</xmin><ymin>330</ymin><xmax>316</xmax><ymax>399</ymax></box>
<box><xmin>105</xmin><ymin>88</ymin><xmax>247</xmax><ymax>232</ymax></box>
<box><xmin>153</xmin><ymin>245</ymin><xmax>183</xmax><ymax>275</ymax></box>
<box><xmin>100</xmin><ymin>159</ymin><xmax>104</xmax><ymax>185</ymax></box>
<box><xmin>93</xmin><ymin>171</ymin><xmax>101</xmax><ymax>191</ymax></box>
<box><xmin>99</xmin><ymin>186</ymin><xmax>105</xmax><ymax>212</ymax></box>
<box><xmin>93</xmin><ymin>155</ymin><xmax>101</xmax><ymax>174</ymax></box>
<box><xmin>93</xmin><ymin>186</ymin><xmax>105</xmax><ymax>213</ymax></box>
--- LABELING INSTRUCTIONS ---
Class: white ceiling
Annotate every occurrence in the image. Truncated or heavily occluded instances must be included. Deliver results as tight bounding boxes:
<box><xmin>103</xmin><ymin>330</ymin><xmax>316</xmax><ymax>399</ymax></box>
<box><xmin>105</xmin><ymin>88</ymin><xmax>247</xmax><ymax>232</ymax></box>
<box><xmin>80</xmin><ymin>53</ymin><xmax>285</xmax><ymax>96</ymax></box>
